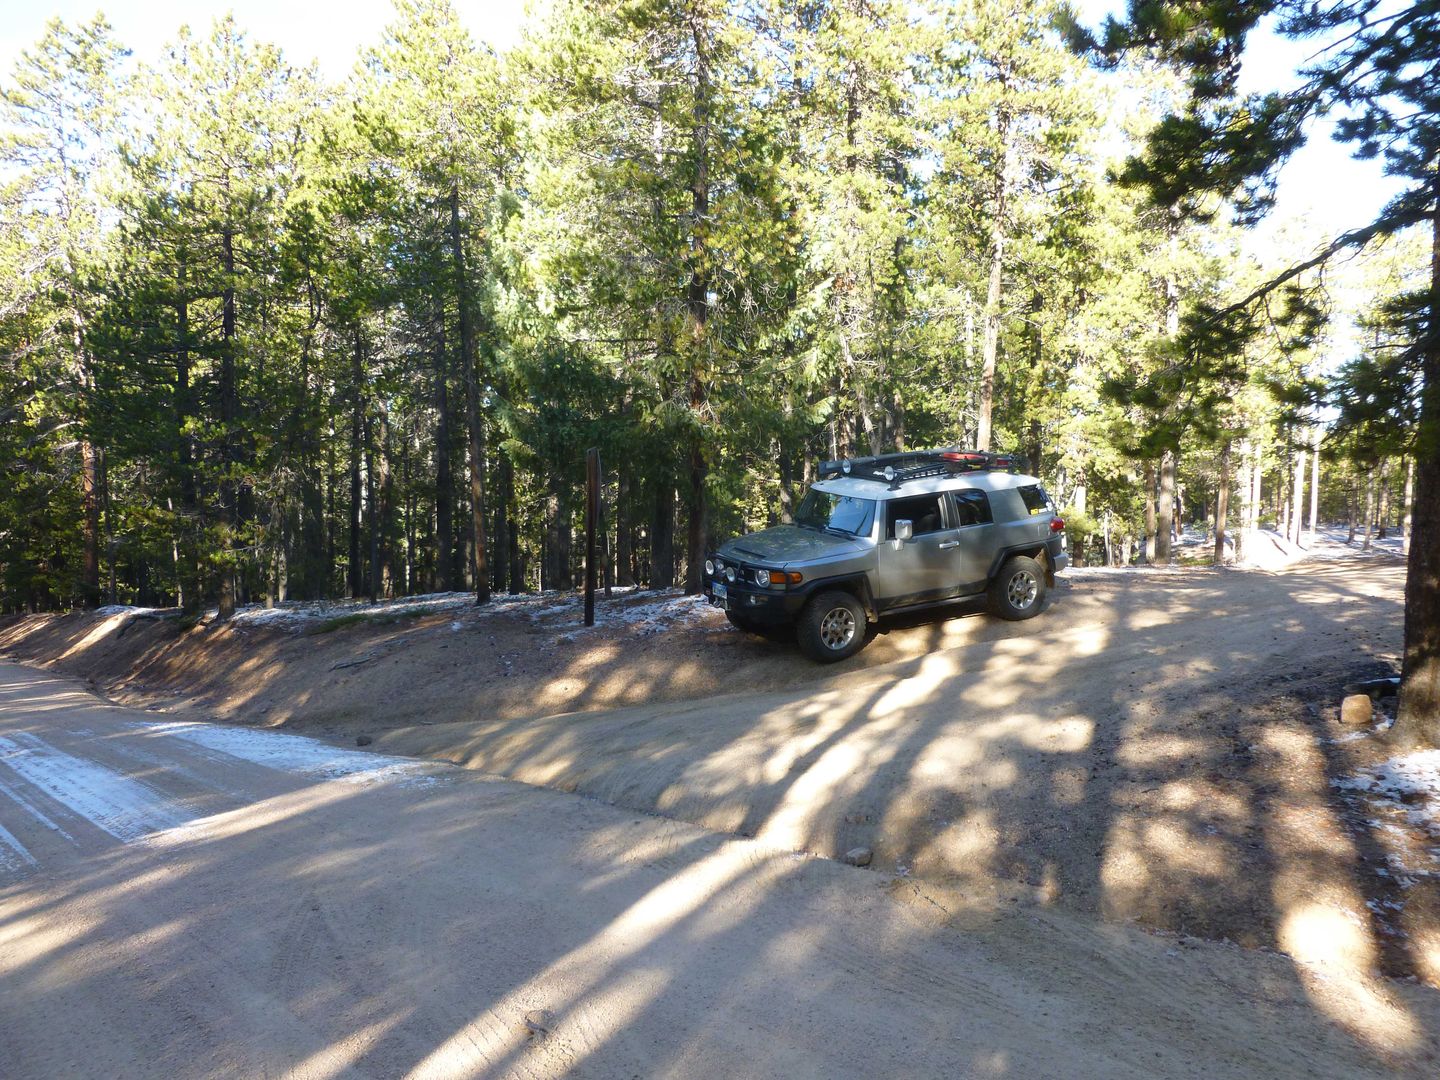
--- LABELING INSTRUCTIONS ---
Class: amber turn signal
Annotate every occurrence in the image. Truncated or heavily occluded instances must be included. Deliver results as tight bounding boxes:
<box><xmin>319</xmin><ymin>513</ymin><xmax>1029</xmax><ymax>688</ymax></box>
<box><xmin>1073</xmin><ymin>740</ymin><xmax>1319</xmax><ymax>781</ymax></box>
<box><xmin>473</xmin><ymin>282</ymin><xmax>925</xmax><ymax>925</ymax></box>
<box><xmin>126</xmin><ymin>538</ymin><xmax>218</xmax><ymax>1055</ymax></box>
<box><xmin>770</xmin><ymin>570</ymin><xmax>803</xmax><ymax>585</ymax></box>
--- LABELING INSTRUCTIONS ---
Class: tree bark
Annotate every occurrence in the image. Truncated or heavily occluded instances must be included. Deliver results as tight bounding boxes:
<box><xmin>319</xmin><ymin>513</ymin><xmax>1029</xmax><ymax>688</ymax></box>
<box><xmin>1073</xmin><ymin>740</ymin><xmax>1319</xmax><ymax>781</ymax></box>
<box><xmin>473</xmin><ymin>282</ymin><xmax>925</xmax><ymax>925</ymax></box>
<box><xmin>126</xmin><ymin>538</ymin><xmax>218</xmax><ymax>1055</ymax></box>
<box><xmin>217</xmin><ymin>222</ymin><xmax>239</xmax><ymax>620</ymax></box>
<box><xmin>433</xmin><ymin>317</ymin><xmax>456</xmax><ymax>593</ymax></box>
<box><xmin>1155</xmin><ymin>452</ymin><xmax>1175</xmax><ymax>565</ymax></box>
<box><xmin>1362</xmin><ymin>470</ymin><xmax>1375</xmax><ymax>552</ymax></box>
<box><xmin>80</xmin><ymin>438</ymin><xmax>101</xmax><ymax>607</ymax></box>
<box><xmin>976</xmin><ymin>105</ymin><xmax>1012</xmax><ymax>454</ymax></box>
<box><xmin>1291</xmin><ymin>447</ymin><xmax>1306</xmax><ymax>547</ymax></box>
<box><xmin>495</xmin><ymin>451</ymin><xmax>514</xmax><ymax>594</ymax></box>
<box><xmin>449</xmin><ymin>181</ymin><xmax>489</xmax><ymax>605</ymax></box>
<box><xmin>1377</xmin><ymin>459</ymin><xmax>1391</xmax><ymax>538</ymax></box>
<box><xmin>1403</xmin><ymin>455</ymin><xmax>1415</xmax><ymax>554</ymax></box>
<box><xmin>1393</xmin><ymin>175</ymin><xmax>1440</xmax><ymax>744</ymax></box>
<box><xmin>683</xmin><ymin>18</ymin><xmax>712</xmax><ymax>596</ymax></box>
<box><xmin>651</xmin><ymin>481</ymin><xmax>675</xmax><ymax>589</ymax></box>
<box><xmin>348</xmin><ymin>329</ymin><xmax>365</xmax><ymax>599</ymax></box>
<box><xmin>615</xmin><ymin>468</ymin><xmax>633</xmax><ymax>586</ymax></box>
<box><xmin>1143</xmin><ymin>463</ymin><xmax>1157</xmax><ymax>563</ymax></box>
<box><xmin>1309</xmin><ymin>430</ymin><xmax>1321</xmax><ymax>536</ymax></box>
<box><xmin>1235</xmin><ymin>439</ymin><xmax>1252</xmax><ymax>564</ymax></box>
<box><xmin>1215</xmin><ymin>441</ymin><xmax>1230</xmax><ymax>566</ymax></box>
<box><xmin>365</xmin><ymin>410</ymin><xmax>378</xmax><ymax>601</ymax></box>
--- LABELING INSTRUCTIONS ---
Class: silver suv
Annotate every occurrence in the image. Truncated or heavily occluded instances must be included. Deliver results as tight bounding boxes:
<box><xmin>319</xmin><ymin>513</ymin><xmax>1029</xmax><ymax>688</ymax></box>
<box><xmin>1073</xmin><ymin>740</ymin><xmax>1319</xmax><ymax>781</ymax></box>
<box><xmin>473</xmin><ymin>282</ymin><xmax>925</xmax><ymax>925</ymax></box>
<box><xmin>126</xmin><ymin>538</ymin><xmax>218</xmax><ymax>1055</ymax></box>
<box><xmin>704</xmin><ymin>449</ymin><xmax>1069</xmax><ymax>661</ymax></box>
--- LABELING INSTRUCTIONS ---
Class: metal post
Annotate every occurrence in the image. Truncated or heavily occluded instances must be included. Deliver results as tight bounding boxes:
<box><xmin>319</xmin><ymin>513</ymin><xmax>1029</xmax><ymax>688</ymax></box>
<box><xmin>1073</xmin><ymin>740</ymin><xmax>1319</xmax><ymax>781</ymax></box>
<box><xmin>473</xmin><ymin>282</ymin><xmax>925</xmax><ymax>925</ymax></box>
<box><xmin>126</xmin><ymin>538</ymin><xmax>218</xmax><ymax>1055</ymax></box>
<box><xmin>584</xmin><ymin>447</ymin><xmax>600</xmax><ymax>627</ymax></box>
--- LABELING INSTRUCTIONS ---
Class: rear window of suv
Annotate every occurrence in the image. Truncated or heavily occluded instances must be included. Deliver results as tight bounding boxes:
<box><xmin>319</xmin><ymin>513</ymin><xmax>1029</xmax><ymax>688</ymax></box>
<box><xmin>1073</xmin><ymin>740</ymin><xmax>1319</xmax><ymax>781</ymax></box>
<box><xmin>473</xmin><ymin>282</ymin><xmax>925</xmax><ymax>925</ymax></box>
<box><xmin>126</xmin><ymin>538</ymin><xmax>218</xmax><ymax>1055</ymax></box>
<box><xmin>1017</xmin><ymin>484</ymin><xmax>1054</xmax><ymax>515</ymax></box>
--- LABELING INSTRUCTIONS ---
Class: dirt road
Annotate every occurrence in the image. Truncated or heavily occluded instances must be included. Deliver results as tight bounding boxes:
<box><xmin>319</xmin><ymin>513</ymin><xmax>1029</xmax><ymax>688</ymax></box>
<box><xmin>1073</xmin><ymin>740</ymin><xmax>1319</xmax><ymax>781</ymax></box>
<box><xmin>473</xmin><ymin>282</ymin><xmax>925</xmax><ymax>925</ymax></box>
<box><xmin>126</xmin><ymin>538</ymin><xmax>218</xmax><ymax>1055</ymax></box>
<box><xmin>2</xmin><ymin>660</ymin><xmax>1434</xmax><ymax>1078</ymax></box>
<box><xmin>360</xmin><ymin>560</ymin><xmax>1438</xmax><ymax>972</ymax></box>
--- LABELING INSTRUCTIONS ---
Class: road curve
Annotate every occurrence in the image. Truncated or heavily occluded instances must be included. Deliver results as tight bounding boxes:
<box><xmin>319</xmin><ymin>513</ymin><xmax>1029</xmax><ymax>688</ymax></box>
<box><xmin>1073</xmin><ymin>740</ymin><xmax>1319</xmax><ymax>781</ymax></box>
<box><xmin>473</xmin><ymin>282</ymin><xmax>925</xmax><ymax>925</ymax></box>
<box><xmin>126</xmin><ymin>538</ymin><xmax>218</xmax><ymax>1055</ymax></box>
<box><xmin>0</xmin><ymin>660</ymin><xmax>1431</xmax><ymax>1078</ymax></box>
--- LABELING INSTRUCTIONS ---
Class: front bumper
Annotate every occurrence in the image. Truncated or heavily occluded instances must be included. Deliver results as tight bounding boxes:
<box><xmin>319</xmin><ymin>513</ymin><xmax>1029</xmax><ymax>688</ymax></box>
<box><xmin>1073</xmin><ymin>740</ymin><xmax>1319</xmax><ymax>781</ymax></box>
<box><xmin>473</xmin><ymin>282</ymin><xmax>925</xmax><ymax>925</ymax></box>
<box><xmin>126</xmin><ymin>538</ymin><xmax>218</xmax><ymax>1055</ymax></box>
<box><xmin>703</xmin><ymin>576</ymin><xmax>805</xmax><ymax>623</ymax></box>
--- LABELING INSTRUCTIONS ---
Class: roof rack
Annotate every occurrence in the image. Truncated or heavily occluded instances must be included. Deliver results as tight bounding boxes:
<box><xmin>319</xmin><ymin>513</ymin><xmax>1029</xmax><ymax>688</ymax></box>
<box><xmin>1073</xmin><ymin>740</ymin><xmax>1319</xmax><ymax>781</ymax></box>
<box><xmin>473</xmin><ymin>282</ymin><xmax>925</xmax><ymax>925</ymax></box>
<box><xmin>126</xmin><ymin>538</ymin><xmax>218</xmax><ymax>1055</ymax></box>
<box><xmin>816</xmin><ymin>448</ymin><xmax>1028</xmax><ymax>490</ymax></box>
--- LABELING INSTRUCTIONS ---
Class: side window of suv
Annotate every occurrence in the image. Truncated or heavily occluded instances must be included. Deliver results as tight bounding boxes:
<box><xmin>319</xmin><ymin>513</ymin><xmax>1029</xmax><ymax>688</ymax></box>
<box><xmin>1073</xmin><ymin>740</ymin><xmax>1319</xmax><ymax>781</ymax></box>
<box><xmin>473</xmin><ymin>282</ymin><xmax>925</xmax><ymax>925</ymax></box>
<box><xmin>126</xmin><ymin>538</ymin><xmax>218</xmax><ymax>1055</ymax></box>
<box><xmin>950</xmin><ymin>489</ymin><xmax>993</xmax><ymax>527</ymax></box>
<box><xmin>1017</xmin><ymin>484</ymin><xmax>1053</xmax><ymax>516</ymax></box>
<box><xmin>887</xmin><ymin>494</ymin><xmax>945</xmax><ymax>538</ymax></box>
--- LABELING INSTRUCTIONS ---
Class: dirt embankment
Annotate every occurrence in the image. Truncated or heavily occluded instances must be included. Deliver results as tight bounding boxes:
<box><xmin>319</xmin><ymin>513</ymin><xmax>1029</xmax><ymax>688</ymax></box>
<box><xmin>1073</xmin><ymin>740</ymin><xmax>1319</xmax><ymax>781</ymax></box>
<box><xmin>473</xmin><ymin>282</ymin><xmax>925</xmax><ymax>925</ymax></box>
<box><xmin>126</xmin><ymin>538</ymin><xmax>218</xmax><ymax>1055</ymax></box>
<box><xmin>7</xmin><ymin>557</ymin><xmax>1440</xmax><ymax>992</ymax></box>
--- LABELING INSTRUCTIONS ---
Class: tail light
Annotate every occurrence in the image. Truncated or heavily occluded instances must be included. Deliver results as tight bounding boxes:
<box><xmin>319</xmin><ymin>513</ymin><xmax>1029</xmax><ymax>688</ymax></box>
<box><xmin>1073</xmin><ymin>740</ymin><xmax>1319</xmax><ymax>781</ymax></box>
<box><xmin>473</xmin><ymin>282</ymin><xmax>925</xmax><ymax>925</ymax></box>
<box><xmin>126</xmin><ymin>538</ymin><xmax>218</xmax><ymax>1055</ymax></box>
<box><xmin>1050</xmin><ymin>518</ymin><xmax>1065</xmax><ymax>532</ymax></box>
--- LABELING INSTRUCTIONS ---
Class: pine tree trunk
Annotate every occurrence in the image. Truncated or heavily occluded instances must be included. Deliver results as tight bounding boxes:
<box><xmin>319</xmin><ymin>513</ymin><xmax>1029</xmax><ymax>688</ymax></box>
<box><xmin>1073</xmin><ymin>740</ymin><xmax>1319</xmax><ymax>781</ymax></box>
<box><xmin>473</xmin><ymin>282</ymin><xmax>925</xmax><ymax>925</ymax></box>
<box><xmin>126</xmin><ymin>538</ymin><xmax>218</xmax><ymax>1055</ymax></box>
<box><xmin>217</xmin><ymin>222</ymin><xmax>239</xmax><ymax>620</ymax></box>
<box><xmin>1377</xmin><ymin>459</ymin><xmax>1391</xmax><ymax>538</ymax></box>
<box><xmin>976</xmin><ymin>106</ymin><xmax>1011</xmax><ymax>454</ymax></box>
<box><xmin>1235</xmin><ymin>439</ymin><xmax>1252</xmax><ymax>564</ymax></box>
<box><xmin>1143</xmin><ymin>463</ymin><xmax>1157</xmax><ymax>563</ymax></box>
<box><xmin>372</xmin><ymin>402</ymin><xmax>393</xmax><ymax>599</ymax></box>
<box><xmin>615</xmin><ymin>468</ymin><xmax>633</xmax><ymax>586</ymax></box>
<box><xmin>449</xmin><ymin>182</ymin><xmax>489</xmax><ymax>605</ymax></box>
<box><xmin>495</xmin><ymin>451</ymin><xmax>513</xmax><ymax>594</ymax></box>
<box><xmin>1309</xmin><ymin>431</ymin><xmax>1321</xmax><ymax>536</ymax></box>
<box><xmin>683</xmin><ymin>22</ymin><xmax>712</xmax><ymax>596</ymax></box>
<box><xmin>1291</xmin><ymin>447</ymin><xmax>1306</xmax><ymax>546</ymax></box>
<box><xmin>1215</xmin><ymin>441</ymin><xmax>1230</xmax><ymax>566</ymax></box>
<box><xmin>365</xmin><ymin>411</ymin><xmax>378</xmax><ymax>601</ymax></box>
<box><xmin>1393</xmin><ymin>179</ymin><xmax>1440</xmax><ymax>745</ymax></box>
<box><xmin>1156</xmin><ymin>452</ymin><xmax>1175</xmax><ymax>565</ymax></box>
<box><xmin>1403</xmin><ymin>456</ymin><xmax>1415</xmax><ymax>554</ymax></box>
<box><xmin>1362</xmin><ymin>471</ymin><xmax>1375</xmax><ymax>552</ymax></box>
<box><xmin>1249</xmin><ymin>446</ymin><xmax>1262</xmax><ymax>533</ymax></box>
<box><xmin>349</xmin><ymin>329</ymin><xmax>365</xmax><ymax>599</ymax></box>
<box><xmin>434</xmin><ymin>317</ymin><xmax>456</xmax><ymax>592</ymax></box>
<box><xmin>80</xmin><ymin>438</ymin><xmax>102</xmax><ymax>607</ymax></box>
<box><xmin>652</xmin><ymin>481</ymin><xmax>675</xmax><ymax>589</ymax></box>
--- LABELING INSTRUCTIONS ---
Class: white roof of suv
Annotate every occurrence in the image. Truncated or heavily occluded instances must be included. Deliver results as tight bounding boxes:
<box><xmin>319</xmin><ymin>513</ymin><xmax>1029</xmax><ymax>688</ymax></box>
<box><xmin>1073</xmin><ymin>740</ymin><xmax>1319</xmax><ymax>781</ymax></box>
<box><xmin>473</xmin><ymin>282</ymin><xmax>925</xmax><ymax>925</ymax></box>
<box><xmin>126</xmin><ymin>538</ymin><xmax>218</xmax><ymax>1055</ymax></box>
<box><xmin>812</xmin><ymin>470</ymin><xmax>1044</xmax><ymax>501</ymax></box>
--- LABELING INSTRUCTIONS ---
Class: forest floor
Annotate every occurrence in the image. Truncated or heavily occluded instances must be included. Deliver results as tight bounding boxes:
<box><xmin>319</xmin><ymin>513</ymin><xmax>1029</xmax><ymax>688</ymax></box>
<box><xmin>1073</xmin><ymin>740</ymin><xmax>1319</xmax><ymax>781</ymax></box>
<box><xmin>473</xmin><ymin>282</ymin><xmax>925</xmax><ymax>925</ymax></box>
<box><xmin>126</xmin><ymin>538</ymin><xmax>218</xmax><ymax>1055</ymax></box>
<box><xmin>4</xmin><ymin>530</ymin><xmax>1438</xmax><ymax>1001</ymax></box>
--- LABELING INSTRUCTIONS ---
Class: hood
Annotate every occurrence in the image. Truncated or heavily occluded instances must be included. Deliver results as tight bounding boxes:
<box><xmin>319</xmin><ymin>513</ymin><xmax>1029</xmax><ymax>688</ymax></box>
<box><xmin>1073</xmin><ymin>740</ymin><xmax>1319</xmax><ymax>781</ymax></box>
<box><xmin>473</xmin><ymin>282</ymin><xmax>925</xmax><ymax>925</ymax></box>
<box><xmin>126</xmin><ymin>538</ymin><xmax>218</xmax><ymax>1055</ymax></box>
<box><xmin>717</xmin><ymin>524</ymin><xmax>864</xmax><ymax>566</ymax></box>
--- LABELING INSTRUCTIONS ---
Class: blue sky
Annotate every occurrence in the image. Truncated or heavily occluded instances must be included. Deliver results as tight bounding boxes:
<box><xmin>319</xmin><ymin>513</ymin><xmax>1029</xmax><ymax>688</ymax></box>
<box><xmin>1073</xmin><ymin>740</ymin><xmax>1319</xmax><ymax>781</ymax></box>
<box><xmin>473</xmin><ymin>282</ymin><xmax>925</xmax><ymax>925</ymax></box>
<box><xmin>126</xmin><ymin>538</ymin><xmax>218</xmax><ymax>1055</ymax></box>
<box><xmin>0</xmin><ymin>1</ymin><xmax>531</xmax><ymax>79</ymax></box>
<box><xmin>1</xmin><ymin>0</ymin><xmax>1399</xmax><ymax>272</ymax></box>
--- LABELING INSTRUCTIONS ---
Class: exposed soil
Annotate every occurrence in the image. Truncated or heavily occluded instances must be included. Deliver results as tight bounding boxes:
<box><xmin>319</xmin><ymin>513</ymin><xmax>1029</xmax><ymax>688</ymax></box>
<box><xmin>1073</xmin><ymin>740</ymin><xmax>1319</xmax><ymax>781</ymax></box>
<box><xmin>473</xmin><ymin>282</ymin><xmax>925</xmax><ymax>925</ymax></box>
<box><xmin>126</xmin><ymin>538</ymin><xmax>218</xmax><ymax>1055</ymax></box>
<box><xmin>5</xmin><ymin>548</ymin><xmax>1438</xmax><ymax>993</ymax></box>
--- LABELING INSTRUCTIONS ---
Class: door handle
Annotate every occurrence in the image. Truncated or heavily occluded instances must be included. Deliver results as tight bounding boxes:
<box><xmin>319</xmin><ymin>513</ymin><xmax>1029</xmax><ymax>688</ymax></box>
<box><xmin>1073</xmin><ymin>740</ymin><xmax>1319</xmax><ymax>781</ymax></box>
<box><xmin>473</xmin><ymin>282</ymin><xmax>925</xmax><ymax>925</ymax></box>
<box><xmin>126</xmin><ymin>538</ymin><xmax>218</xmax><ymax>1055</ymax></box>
<box><xmin>938</xmin><ymin>541</ymin><xmax>959</xmax><ymax>550</ymax></box>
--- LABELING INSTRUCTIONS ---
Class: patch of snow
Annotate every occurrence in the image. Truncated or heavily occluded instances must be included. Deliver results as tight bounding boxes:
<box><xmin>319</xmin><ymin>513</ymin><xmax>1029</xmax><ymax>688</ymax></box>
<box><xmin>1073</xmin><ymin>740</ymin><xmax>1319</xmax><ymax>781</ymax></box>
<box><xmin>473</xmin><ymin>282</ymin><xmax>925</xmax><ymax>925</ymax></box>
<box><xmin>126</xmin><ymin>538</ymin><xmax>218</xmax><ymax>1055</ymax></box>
<box><xmin>213</xmin><ymin>587</ymin><xmax>708</xmax><ymax>639</ymax></box>
<box><xmin>94</xmin><ymin>604</ymin><xmax>162</xmax><ymax>617</ymax></box>
<box><xmin>1330</xmin><ymin>713</ymin><xmax>1396</xmax><ymax>744</ymax></box>
<box><xmin>0</xmin><ymin>731</ymin><xmax>194</xmax><ymax>842</ymax></box>
<box><xmin>136</xmin><ymin>721</ymin><xmax>439</xmax><ymax>789</ymax></box>
<box><xmin>1337</xmin><ymin>751</ymin><xmax>1440</xmax><ymax>834</ymax></box>
<box><xmin>0</xmin><ymin>821</ymin><xmax>37</xmax><ymax>873</ymax></box>
<box><xmin>1064</xmin><ymin>564</ymin><xmax>1185</xmax><ymax>576</ymax></box>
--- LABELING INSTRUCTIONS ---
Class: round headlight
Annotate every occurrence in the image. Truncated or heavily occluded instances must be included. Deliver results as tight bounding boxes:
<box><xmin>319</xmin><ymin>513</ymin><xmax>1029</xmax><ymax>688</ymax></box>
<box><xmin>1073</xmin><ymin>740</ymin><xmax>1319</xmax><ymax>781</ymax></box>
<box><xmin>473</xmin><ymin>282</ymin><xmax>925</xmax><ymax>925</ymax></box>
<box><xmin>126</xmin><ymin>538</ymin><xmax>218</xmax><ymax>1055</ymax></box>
<box><xmin>724</xmin><ymin>566</ymin><xmax>736</xmax><ymax>583</ymax></box>
<box><xmin>705</xmin><ymin>559</ymin><xmax>715</xmax><ymax>576</ymax></box>
<box><xmin>753</xmin><ymin>568</ymin><xmax>769</xmax><ymax>587</ymax></box>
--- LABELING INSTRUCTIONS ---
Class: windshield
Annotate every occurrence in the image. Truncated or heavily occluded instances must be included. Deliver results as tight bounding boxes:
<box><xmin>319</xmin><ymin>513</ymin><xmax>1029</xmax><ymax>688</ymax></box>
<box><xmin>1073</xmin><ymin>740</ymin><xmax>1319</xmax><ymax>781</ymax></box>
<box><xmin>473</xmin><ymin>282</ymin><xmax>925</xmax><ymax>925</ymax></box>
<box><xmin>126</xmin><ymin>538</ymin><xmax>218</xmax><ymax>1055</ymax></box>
<box><xmin>794</xmin><ymin>489</ymin><xmax>876</xmax><ymax>538</ymax></box>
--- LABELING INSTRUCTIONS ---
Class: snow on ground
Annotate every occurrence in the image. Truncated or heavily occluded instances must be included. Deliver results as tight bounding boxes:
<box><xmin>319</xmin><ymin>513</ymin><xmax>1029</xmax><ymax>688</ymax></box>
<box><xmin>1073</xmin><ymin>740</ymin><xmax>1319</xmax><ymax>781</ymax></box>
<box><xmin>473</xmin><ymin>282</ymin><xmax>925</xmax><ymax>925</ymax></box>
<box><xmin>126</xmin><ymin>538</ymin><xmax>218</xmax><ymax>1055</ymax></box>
<box><xmin>1335</xmin><ymin>747</ymin><xmax>1440</xmax><ymax>892</ymax></box>
<box><xmin>1305</xmin><ymin>526</ymin><xmax>1406</xmax><ymax>562</ymax></box>
<box><xmin>88</xmin><ymin>584</ymin><xmax>726</xmax><ymax>636</ymax></box>
<box><xmin>1337</xmin><ymin>752</ymin><xmax>1440</xmax><ymax>833</ymax></box>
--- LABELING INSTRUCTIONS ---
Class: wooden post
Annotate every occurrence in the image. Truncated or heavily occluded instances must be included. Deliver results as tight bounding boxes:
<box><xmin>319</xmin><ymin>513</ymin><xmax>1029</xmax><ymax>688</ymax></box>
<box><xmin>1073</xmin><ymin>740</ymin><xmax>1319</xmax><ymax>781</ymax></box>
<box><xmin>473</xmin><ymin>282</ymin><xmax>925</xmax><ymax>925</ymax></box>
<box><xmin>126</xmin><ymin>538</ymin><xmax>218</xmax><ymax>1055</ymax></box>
<box><xmin>585</xmin><ymin>447</ymin><xmax>600</xmax><ymax>627</ymax></box>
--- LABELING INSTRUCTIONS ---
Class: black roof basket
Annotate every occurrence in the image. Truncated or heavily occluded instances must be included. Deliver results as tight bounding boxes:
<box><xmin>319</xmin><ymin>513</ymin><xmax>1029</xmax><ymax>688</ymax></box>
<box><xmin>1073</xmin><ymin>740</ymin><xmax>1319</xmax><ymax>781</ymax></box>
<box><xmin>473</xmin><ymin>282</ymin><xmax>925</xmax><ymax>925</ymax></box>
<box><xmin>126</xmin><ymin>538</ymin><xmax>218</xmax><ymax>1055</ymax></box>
<box><xmin>816</xmin><ymin>448</ymin><xmax>1028</xmax><ymax>490</ymax></box>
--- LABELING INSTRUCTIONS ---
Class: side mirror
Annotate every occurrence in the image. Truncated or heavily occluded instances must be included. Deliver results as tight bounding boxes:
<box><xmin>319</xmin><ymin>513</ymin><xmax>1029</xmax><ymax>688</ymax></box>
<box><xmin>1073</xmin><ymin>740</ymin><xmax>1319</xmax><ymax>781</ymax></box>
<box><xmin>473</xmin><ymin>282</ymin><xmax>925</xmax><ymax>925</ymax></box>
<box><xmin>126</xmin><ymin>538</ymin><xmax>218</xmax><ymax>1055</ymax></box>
<box><xmin>894</xmin><ymin>519</ymin><xmax>913</xmax><ymax>543</ymax></box>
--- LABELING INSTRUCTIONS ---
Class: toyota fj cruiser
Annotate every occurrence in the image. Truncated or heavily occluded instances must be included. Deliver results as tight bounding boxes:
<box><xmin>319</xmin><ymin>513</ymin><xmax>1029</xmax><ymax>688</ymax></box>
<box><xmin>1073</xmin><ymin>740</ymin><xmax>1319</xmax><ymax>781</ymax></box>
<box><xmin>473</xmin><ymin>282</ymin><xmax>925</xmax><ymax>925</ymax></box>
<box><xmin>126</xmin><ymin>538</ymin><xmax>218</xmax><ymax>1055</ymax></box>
<box><xmin>703</xmin><ymin>449</ymin><xmax>1068</xmax><ymax>662</ymax></box>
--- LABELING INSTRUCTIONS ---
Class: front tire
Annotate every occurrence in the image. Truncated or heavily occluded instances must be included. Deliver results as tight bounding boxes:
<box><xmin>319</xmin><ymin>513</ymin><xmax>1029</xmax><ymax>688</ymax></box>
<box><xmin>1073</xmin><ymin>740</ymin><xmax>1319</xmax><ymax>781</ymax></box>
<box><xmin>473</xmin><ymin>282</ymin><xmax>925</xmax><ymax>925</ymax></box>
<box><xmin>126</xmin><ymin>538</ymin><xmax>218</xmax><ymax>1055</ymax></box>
<box><xmin>797</xmin><ymin>590</ymin><xmax>868</xmax><ymax>662</ymax></box>
<box><xmin>987</xmin><ymin>555</ymin><xmax>1047</xmax><ymax>621</ymax></box>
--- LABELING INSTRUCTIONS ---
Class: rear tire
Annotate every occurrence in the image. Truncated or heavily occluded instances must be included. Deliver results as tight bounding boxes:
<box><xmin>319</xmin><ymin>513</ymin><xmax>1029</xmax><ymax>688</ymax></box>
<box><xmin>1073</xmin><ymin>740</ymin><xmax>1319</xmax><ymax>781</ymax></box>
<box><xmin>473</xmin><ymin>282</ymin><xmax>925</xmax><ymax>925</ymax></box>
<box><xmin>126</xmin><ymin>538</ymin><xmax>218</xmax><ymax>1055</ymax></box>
<box><xmin>797</xmin><ymin>590</ymin><xmax>868</xmax><ymax>663</ymax></box>
<box><xmin>987</xmin><ymin>555</ymin><xmax>1047</xmax><ymax>621</ymax></box>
